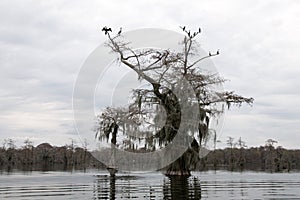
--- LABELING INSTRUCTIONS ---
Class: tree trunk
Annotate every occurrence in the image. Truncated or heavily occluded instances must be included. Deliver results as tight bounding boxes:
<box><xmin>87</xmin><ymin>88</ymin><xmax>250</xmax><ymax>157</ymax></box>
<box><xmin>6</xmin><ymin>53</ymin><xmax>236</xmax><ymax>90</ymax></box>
<box><xmin>163</xmin><ymin>139</ymin><xmax>200</xmax><ymax>176</ymax></box>
<box><xmin>164</xmin><ymin>153</ymin><xmax>192</xmax><ymax>176</ymax></box>
<box><xmin>153</xmin><ymin>85</ymin><xmax>201</xmax><ymax>176</ymax></box>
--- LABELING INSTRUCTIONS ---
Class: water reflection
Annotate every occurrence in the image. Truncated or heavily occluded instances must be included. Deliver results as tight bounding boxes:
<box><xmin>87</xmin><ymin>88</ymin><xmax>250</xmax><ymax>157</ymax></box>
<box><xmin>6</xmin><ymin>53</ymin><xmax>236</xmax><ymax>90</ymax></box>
<box><xmin>1</xmin><ymin>171</ymin><xmax>300</xmax><ymax>199</ymax></box>
<box><xmin>93</xmin><ymin>174</ymin><xmax>201</xmax><ymax>199</ymax></box>
<box><xmin>163</xmin><ymin>176</ymin><xmax>201</xmax><ymax>199</ymax></box>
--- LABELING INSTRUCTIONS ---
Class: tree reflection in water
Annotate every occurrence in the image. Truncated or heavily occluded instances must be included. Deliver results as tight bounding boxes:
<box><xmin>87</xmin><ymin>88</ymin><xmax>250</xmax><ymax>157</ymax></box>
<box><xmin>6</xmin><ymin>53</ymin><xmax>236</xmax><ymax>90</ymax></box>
<box><xmin>110</xmin><ymin>176</ymin><xmax>116</xmax><ymax>200</ymax></box>
<box><xmin>93</xmin><ymin>174</ymin><xmax>201</xmax><ymax>199</ymax></box>
<box><xmin>163</xmin><ymin>176</ymin><xmax>201</xmax><ymax>200</ymax></box>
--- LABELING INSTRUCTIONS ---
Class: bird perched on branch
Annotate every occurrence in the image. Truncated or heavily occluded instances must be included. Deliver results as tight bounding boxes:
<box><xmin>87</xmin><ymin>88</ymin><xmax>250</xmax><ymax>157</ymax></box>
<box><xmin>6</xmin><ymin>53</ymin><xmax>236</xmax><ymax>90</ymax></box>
<box><xmin>118</xmin><ymin>27</ymin><xmax>122</xmax><ymax>35</ymax></box>
<box><xmin>180</xmin><ymin>26</ymin><xmax>186</xmax><ymax>31</ymax></box>
<box><xmin>180</xmin><ymin>26</ymin><xmax>201</xmax><ymax>38</ymax></box>
<box><xmin>102</xmin><ymin>26</ymin><xmax>112</xmax><ymax>35</ymax></box>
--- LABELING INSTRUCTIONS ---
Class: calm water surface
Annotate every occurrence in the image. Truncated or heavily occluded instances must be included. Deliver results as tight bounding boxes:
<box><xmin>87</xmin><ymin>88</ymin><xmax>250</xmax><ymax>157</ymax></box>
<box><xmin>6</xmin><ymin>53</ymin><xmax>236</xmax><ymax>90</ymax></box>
<box><xmin>0</xmin><ymin>170</ymin><xmax>299</xmax><ymax>199</ymax></box>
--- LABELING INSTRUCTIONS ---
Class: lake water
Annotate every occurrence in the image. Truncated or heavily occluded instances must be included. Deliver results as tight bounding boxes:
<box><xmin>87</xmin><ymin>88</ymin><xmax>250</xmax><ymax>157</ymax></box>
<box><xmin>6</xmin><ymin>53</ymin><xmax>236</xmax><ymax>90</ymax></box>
<box><xmin>0</xmin><ymin>170</ymin><xmax>300</xmax><ymax>199</ymax></box>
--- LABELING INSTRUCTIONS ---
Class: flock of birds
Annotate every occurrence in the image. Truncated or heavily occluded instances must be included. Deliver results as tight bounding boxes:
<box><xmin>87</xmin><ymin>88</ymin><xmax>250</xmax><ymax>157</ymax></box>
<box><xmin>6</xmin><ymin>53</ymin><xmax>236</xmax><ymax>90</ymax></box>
<box><xmin>101</xmin><ymin>26</ymin><xmax>201</xmax><ymax>38</ymax></box>
<box><xmin>101</xmin><ymin>26</ymin><xmax>219</xmax><ymax>56</ymax></box>
<box><xmin>179</xmin><ymin>26</ymin><xmax>201</xmax><ymax>38</ymax></box>
<box><xmin>102</xmin><ymin>26</ymin><xmax>122</xmax><ymax>35</ymax></box>
<box><xmin>180</xmin><ymin>26</ymin><xmax>219</xmax><ymax>56</ymax></box>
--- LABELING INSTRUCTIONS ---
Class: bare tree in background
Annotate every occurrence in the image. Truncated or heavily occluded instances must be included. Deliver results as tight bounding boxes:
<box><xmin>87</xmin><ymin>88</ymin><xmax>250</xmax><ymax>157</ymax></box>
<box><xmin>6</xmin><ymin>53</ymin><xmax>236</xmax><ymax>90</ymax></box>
<box><xmin>23</xmin><ymin>138</ymin><xmax>34</xmax><ymax>165</ymax></box>
<box><xmin>236</xmin><ymin>137</ymin><xmax>247</xmax><ymax>169</ymax></box>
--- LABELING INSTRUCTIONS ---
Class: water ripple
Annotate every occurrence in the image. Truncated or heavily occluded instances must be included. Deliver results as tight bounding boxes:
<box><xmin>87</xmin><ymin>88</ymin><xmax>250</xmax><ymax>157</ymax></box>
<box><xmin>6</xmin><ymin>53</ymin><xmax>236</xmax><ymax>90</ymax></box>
<box><xmin>0</xmin><ymin>171</ymin><xmax>300</xmax><ymax>199</ymax></box>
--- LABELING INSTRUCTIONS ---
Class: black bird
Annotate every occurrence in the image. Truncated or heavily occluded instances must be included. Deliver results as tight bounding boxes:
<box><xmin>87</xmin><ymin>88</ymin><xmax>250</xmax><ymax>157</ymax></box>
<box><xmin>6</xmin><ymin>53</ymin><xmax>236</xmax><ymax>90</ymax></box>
<box><xmin>188</xmin><ymin>30</ymin><xmax>191</xmax><ymax>37</ymax></box>
<box><xmin>179</xmin><ymin>26</ymin><xmax>186</xmax><ymax>31</ymax></box>
<box><xmin>209</xmin><ymin>51</ymin><xmax>212</xmax><ymax>56</ymax></box>
<box><xmin>198</xmin><ymin>27</ymin><xmax>201</xmax><ymax>33</ymax></box>
<box><xmin>216</xmin><ymin>49</ymin><xmax>220</xmax><ymax>55</ymax></box>
<box><xmin>118</xmin><ymin>27</ymin><xmax>122</xmax><ymax>35</ymax></box>
<box><xmin>102</xmin><ymin>26</ymin><xmax>112</xmax><ymax>35</ymax></box>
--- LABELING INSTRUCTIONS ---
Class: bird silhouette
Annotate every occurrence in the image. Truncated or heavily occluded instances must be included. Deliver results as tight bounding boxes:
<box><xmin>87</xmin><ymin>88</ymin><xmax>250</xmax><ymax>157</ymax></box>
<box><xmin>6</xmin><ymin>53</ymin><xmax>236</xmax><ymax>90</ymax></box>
<box><xmin>102</xmin><ymin>26</ymin><xmax>112</xmax><ymax>35</ymax></box>
<box><xmin>209</xmin><ymin>52</ymin><xmax>212</xmax><ymax>56</ymax></box>
<box><xmin>198</xmin><ymin>27</ymin><xmax>201</xmax><ymax>33</ymax></box>
<box><xmin>217</xmin><ymin>49</ymin><xmax>219</xmax><ymax>55</ymax></box>
<box><xmin>180</xmin><ymin>26</ymin><xmax>186</xmax><ymax>31</ymax></box>
<box><xmin>118</xmin><ymin>27</ymin><xmax>122</xmax><ymax>35</ymax></box>
<box><xmin>188</xmin><ymin>31</ymin><xmax>191</xmax><ymax>37</ymax></box>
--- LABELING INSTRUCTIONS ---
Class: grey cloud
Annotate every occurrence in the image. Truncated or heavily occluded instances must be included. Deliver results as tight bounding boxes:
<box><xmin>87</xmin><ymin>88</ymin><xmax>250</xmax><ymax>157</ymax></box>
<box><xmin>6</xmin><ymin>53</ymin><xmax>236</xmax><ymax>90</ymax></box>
<box><xmin>0</xmin><ymin>0</ymin><xmax>299</xmax><ymax>149</ymax></box>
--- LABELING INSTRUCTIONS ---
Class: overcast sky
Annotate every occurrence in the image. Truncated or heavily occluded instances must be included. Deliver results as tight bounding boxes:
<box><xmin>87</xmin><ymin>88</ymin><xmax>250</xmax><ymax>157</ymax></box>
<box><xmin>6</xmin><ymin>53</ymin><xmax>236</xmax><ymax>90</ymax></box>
<box><xmin>0</xmin><ymin>0</ymin><xmax>299</xmax><ymax>149</ymax></box>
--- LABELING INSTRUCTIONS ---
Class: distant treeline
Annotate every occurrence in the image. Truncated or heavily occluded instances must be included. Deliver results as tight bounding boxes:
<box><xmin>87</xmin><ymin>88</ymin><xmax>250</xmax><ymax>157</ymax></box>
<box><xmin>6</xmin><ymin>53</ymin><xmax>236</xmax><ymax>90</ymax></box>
<box><xmin>0</xmin><ymin>141</ymin><xmax>105</xmax><ymax>172</ymax></box>
<box><xmin>1</xmin><ymin>139</ymin><xmax>300</xmax><ymax>172</ymax></box>
<box><xmin>199</xmin><ymin>146</ymin><xmax>300</xmax><ymax>172</ymax></box>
